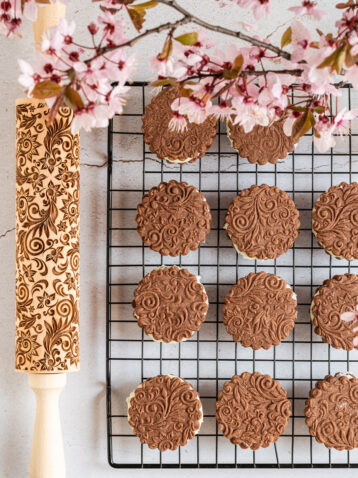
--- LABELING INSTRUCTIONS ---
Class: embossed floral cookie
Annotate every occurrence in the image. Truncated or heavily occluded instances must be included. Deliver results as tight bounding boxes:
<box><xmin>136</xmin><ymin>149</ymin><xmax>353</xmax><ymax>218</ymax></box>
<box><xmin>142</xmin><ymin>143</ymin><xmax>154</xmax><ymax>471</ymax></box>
<box><xmin>311</xmin><ymin>273</ymin><xmax>358</xmax><ymax>350</ymax></box>
<box><xmin>132</xmin><ymin>266</ymin><xmax>208</xmax><ymax>343</ymax></box>
<box><xmin>224</xmin><ymin>184</ymin><xmax>300</xmax><ymax>260</ymax></box>
<box><xmin>312</xmin><ymin>182</ymin><xmax>358</xmax><ymax>260</ymax></box>
<box><xmin>142</xmin><ymin>87</ymin><xmax>217</xmax><ymax>164</ymax></box>
<box><xmin>227</xmin><ymin>116</ymin><xmax>295</xmax><ymax>165</ymax></box>
<box><xmin>136</xmin><ymin>179</ymin><xmax>212</xmax><ymax>256</ymax></box>
<box><xmin>305</xmin><ymin>373</ymin><xmax>358</xmax><ymax>450</ymax></box>
<box><xmin>223</xmin><ymin>272</ymin><xmax>297</xmax><ymax>349</ymax></box>
<box><xmin>127</xmin><ymin>375</ymin><xmax>203</xmax><ymax>451</ymax></box>
<box><xmin>216</xmin><ymin>372</ymin><xmax>291</xmax><ymax>449</ymax></box>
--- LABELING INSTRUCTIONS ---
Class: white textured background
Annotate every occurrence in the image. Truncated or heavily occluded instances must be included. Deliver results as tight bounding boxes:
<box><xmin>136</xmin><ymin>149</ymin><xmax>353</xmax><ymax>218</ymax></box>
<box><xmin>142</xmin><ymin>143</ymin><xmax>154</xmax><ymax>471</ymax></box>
<box><xmin>0</xmin><ymin>1</ymin><xmax>357</xmax><ymax>477</ymax></box>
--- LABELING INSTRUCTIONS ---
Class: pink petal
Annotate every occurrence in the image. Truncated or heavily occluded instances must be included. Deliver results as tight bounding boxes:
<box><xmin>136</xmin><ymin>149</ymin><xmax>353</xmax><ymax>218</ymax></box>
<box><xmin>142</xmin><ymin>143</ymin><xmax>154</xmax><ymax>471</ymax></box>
<box><xmin>341</xmin><ymin>311</ymin><xmax>357</xmax><ymax>322</ymax></box>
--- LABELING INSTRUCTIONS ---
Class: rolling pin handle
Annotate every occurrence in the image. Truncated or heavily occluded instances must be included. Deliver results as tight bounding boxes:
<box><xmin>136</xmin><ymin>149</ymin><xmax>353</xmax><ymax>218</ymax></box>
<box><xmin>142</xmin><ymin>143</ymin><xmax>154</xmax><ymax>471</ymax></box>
<box><xmin>28</xmin><ymin>373</ymin><xmax>67</xmax><ymax>478</ymax></box>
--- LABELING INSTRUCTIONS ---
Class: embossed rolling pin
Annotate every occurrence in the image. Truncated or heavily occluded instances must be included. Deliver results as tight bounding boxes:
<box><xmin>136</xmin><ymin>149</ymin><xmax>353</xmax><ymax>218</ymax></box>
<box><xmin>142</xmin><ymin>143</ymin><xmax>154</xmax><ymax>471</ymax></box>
<box><xmin>15</xmin><ymin>3</ymin><xmax>79</xmax><ymax>477</ymax></box>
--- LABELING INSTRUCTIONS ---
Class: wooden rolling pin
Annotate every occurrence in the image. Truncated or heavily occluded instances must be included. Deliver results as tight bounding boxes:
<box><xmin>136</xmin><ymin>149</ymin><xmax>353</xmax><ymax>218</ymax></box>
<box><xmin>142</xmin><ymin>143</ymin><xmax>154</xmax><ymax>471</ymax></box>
<box><xmin>15</xmin><ymin>3</ymin><xmax>79</xmax><ymax>477</ymax></box>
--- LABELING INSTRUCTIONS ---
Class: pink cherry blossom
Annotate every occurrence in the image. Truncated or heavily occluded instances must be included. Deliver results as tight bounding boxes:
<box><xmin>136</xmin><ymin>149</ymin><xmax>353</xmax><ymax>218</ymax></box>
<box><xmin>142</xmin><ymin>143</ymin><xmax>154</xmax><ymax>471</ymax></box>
<box><xmin>235</xmin><ymin>0</ymin><xmax>271</xmax><ymax>19</ymax></box>
<box><xmin>341</xmin><ymin>305</ymin><xmax>358</xmax><ymax>323</ymax></box>
<box><xmin>18</xmin><ymin>59</ymin><xmax>36</xmax><ymax>92</ymax></box>
<box><xmin>171</xmin><ymin>96</ymin><xmax>208</xmax><ymax>124</ymax></box>
<box><xmin>108</xmin><ymin>84</ymin><xmax>130</xmax><ymax>116</ymax></box>
<box><xmin>313</xmin><ymin>116</ymin><xmax>335</xmax><ymax>153</ymax></box>
<box><xmin>23</xmin><ymin>0</ymin><xmax>37</xmax><ymax>22</ymax></box>
<box><xmin>288</xmin><ymin>1</ymin><xmax>326</xmax><ymax>21</ymax></box>
<box><xmin>333</xmin><ymin>108</ymin><xmax>358</xmax><ymax>136</ymax></box>
<box><xmin>42</xmin><ymin>18</ymin><xmax>76</xmax><ymax>53</ymax></box>
<box><xmin>206</xmin><ymin>100</ymin><xmax>232</xmax><ymax>120</ymax></box>
<box><xmin>291</xmin><ymin>20</ymin><xmax>311</xmax><ymax>62</ymax></box>
<box><xmin>168</xmin><ymin>111</ymin><xmax>188</xmax><ymax>133</ymax></box>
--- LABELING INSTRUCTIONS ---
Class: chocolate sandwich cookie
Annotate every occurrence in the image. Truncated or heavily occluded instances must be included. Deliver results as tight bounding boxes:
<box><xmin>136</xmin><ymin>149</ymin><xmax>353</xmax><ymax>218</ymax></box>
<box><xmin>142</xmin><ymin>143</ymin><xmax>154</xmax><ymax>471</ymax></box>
<box><xmin>142</xmin><ymin>87</ymin><xmax>217</xmax><ymax>164</ymax></box>
<box><xmin>136</xmin><ymin>179</ymin><xmax>211</xmax><ymax>256</ymax></box>
<box><xmin>311</xmin><ymin>273</ymin><xmax>358</xmax><ymax>350</ymax></box>
<box><xmin>127</xmin><ymin>375</ymin><xmax>203</xmax><ymax>451</ymax></box>
<box><xmin>312</xmin><ymin>182</ymin><xmax>358</xmax><ymax>260</ymax></box>
<box><xmin>227</xmin><ymin>117</ymin><xmax>295</xmax><ymax>165</ymax></box>
<box><xmin>132</xmin><ymin>266</ymin><xmax>208</xmax><ymax>343</ymax></box>
<box><xmin>216</xmin><ymin>372</ymin><xmax>291</xmax><ymax>450</ymax></box>
<box><xmin>224</xmin><ymin>184</ymin><xmax>300</xmax><ymax>260</ymax></box>
<box><xmin>305</xmin><ymin>373</ymin><xmax>358</xmax><ymax>450</ymax></box>
<box><xmin>223</xmin><ymin>271</ymin><xmax>297</xmax><ymax>349</ymax></box>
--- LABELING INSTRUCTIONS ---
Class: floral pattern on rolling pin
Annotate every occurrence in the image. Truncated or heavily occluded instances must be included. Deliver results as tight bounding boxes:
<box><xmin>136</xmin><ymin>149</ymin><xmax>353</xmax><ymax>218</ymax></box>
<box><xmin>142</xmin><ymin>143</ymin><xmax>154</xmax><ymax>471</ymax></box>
<box><xmin>15</xmin><ymin>98</ymin><xmax>80</xmax><ymax>372</ymax></box>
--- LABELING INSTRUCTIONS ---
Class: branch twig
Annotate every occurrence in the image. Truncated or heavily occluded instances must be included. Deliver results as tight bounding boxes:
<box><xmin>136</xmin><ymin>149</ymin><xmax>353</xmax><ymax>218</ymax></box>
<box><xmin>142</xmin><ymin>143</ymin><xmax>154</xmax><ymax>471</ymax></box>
<box><xmin>155</xmin><ymin>0</ymin><xmax>291</xmax><ymax>60</ymax></box>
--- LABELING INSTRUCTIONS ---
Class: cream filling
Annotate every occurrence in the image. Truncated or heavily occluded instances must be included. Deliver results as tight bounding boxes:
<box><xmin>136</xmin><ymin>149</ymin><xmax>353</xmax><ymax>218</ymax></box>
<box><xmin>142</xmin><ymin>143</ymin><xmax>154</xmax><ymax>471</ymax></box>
<box><xmin>127</xmin><ymin>375</ymin><xmax>204</xmax><ymax>439</ymax></box>
<box><xmin>335</xmin><ymin>372</ymin><xmax>355</xmax><ymax>380</ymax></box>
<box><xmin>164</xmin><ymin>156</ymin><xmax>193</xmax><ymax>164</ymax></box>
<box><xmin>133</xmin><ymin>265</ymin><xmax>209</xmax><ymax>344</ymax></box>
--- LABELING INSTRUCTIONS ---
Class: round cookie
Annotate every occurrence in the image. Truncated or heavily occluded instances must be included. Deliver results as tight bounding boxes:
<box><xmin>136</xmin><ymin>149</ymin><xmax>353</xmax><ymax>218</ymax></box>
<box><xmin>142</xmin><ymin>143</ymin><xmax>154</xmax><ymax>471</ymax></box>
<box><xmin>311</xmin><ymin>273</ymin><xmax>358</xmax><ymax>350</ymax></box>
<box><xmin>216</xmin><ymin>372</ymin><xmax>291</xmax><ymax>450</ymax></box>
<box><xmin>227</xmin><ymin>116</ymin><xmax>295</xmax><ymax>165</ymax></box>
<box><xmin>132</xmin><ymin>266</ymin><xmax>208</xmax><ymax>343</ymax></box>
<box><xmin>305</xmin><ymin>373</ymin><xmax>358</xmax><ymax>450</ymax></box>
<box><xmin>224</xmin><ymin>184</ymin><xmax>300</xmax><ymax>260</ymax></box>
<box><xmin>223</xmin><ymin>271</ymin><xmax>297</xmax><ymax>349</ymax></box>
<box><xmin>136</xmin><ymin>179</ymin><xmax>211</xmax><ymax>256</ymax></box>
<box><xmin>142</xmin><ymin>87</ymin><xmax>217</xmax><ymax>164</ymax></box>
<box><xmin>312</xmin><ymin>182</ymin><xmax>358</xmax><ymax>260</ymax></box>
<box><xmin>127</xmin><ymin>374</ymin><xmax>203</xmax><ymax>451</ymax></box>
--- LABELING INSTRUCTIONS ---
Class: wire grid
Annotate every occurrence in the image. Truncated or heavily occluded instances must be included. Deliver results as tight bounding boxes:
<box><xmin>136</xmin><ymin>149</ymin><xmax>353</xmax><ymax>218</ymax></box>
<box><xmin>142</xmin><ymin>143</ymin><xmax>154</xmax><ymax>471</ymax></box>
<box><xmin>106</xmin><ymin>82</ymin><xmax>358</xmax><ymax>468</ymax></box>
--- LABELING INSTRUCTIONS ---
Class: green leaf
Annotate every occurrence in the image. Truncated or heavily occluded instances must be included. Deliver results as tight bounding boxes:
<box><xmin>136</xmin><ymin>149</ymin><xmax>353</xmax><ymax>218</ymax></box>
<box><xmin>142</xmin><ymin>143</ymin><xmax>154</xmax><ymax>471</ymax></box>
<box><xmin>292</xmin><ymin>110</ymin><xmax>315</xmax><ymax>142</ymax></box>
<box><xmin>223</xmin><ymin>68</ymin><xmax>240</xmax><ymax>80</ymax></box>
<box><xmin>174</xmin><ymin>32</ymin><xmax>198</xmax><ymax>46</ymax></box>
<box><xmin>32</xmin><ymin>81</ymin><xmax>64</xmax><ymax>99</ymax></box>
<box><xmin>281</xmin><ymin>26</ymin><xmax>292</xmax><ymax>49</ymax></box>
<box><xmin>65</xmin><ymin>87</ymin><xmax>85</xmax><ymax>110</ymax></box>
<box><xmin>336</xmin><ymin>1</ymin><xmax>355</xmax><ymax>8</ymax></box>
<box><xmin>318</xmin><ymin>44</ymin><xmax>346</xmax><ymax>74</ymax></box>
<box><xmin>128</xmin><ymin>1</ymin><xmax>158</xmax><ymax>31</ymax></box>
<box><xmin>127</xmin><ymin>7</ymin><xmax>146</xmax><ymax>31</ymax></box>
<box><xmin>157</xmin><ymin>36</ymin><xmax>173</xmax><ymax>61</ymax></box>
<box><xmin>134</xmin><ymin>1</ymin><xmax>158</xmax><ymax>9</ymax></box>
<box><xmin>181</xmin><ymin>87</ymin><xmax>193</xmax><ymax>98</ymax></box>
<box><xmin>149</xmin><ymin>78</ymin><xmax>177</xmax><ymax>87</ymax></box>
<box><xmin>232</xmin><ymin>54</ymin><xmax>244</xmax><ymax>74</ymax></box>
<box><xmin>290</xmin><ymin>106</ymin><xmax>308</xmax><ymax>113</ymax></box>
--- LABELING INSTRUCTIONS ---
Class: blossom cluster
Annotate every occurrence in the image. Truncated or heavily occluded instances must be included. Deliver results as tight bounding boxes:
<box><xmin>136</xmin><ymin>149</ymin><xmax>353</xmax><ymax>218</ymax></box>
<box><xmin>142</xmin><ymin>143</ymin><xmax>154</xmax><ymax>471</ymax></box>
<box><xmin>0</xmin><ymin>0</ymin><xmax>68</xmax><ymax>37</ymax></box>
<box><xmin>19</xmin><ymin>9</ymin><xmax>136</xmax><ymax>132</ymax></box>
<box><xmin>6</xmin><ymin>0</ymin><xmax>358</xmax><ymax>150</ymax></box>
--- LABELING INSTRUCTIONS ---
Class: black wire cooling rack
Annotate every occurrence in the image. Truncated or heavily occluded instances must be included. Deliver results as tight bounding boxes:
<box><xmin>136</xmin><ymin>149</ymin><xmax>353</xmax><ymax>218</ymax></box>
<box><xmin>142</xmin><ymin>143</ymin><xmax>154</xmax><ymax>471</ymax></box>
<box><xmin>106</xmin><ymin>82</ymin><xmax>358</xmax><ymax>468</ymax></box>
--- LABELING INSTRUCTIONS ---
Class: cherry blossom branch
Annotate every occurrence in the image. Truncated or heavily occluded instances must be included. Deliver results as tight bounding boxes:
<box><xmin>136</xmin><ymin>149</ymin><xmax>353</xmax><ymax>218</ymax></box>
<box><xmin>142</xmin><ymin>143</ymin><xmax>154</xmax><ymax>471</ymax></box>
<box><xmin>88</xmin><ymin>15</ymin><xmax>191</xmax><ymax>62</ymax></box>
<box><xmin>13</xmin><ymin>0</ymin><xmax>358</xmax><ymax>153</ymax></box>
<box><xmin>155</xmin><ymin>0</ymin><xmax>292</xmax><ymax>60</ymax></box>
